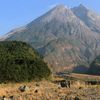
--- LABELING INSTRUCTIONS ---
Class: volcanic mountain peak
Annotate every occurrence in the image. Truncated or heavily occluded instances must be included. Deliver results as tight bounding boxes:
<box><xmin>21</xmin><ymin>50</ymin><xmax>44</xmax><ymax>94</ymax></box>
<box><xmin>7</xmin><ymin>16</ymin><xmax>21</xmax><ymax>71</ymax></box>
<box><xmin>53</xmin><ymin>4</ymin><xmax>67</xmax><ymax>9</ymax></box>
<box><xmin>78</xmin><ymin>4</ymin><xmax>88</xmax><ymax>10</ymax></box>
<box><xmin>72</xmin><ymin>4</ymin><xmax>100</xmax><ymax>33</ymax></box>
<box><xmin>33</xmin><ymin>4</ymin><xmax>78</xmax><ymax>25</ymax></box>
<box><xmin>50</xmin><ymin>4</ymin><xmax>72</xmax><ymax>14</ymax></box>
<box><xmin>72</xmin><ymin>4</ymin><xmax>88</xmax><ymax>16</ymax></box>
<box><xmin>2</xmin><ymin>4</ymin><xmax>100</xmax><ymax>72</ymax></box>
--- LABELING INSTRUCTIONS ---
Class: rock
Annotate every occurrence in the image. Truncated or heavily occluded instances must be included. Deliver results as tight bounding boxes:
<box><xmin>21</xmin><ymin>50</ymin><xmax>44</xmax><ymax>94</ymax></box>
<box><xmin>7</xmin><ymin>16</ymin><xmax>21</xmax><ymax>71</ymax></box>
<box><xmin>60</xmin><ymin>80</ymin><xmax>70</xmax><ymax>88</ymax></box>
<box><xmin>9</xmin><ymin>96</ymin><xmax>14</xmax><ymax>100</ymax></box>
<box><xmin>34</xmin><ymin>89</ymin><xmax>38</xmax><ymax>93</ymax></box>
<box><xmin>19</xmin><ymin>85</ymin><xmax>29</xmax><ymax>92</ymax></box>
<box><xmin>60</xmin><ymin>81</ymin><xmax>67</xmax><ymax>88</ymax></box>
<box><xmin>35</xmin><ymin>83</ymin><xmax>40</xmax><ymax>87</ymax></box>
<box><xmin>75</xmin><ymin>96</ymin><xmax>80</xmax><ymax>100</ymax></box>
<box><xmin>79</xmin><ymin>87</ymin><xmax>83</xmax><ymax>89</ymax></box>
<box><xmin>2</xmin><ymin>96</ymin><xmax>7</xmax><ymax>100</ymax></box>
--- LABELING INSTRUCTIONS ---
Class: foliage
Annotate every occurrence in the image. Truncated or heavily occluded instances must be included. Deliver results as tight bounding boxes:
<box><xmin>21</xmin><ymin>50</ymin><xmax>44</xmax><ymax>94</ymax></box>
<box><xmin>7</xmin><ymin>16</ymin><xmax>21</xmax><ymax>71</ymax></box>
<box><xmin>0</xmin><ymin>41</ymin><xmax>51</xmax><ymax>83</ymax></box>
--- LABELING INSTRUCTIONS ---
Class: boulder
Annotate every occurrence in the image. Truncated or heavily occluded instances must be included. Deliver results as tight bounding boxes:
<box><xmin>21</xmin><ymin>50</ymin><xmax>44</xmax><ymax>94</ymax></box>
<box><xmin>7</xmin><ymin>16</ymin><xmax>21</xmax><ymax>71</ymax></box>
<box><xmin>9</xmin><ymin>96</ymin><xmax>14</xmax><ymax>100</ymax></box>
<box><xmin>2</xmin><ymin>96</ymin><xmax>7</xmax><ymax>100</ymax></box>
<box><xmin>60</xmin><ymin>80</ymin><xmax>70</xmax><ymax>88</ymax></box>
<box><xmin>75</xmin><ymin>96</ymin><xmax>80</xmax><ymax>100</ymax></box>
<box><xmin>19</xmin><ymin>85</ymin><xmax>29</xmax><ymax>92</ymax></box>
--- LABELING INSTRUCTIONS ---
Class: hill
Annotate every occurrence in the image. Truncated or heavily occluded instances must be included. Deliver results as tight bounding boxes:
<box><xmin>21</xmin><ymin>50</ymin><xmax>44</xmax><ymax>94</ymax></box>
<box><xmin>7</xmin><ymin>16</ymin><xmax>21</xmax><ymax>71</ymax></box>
<box><xmin>0</xmin><ymin>41</ymin><xmax>51</xmax><ymax>82</ymax></box>
<box><xmin>88</xmin><ymin>55</ymin><xmax>100</xmax><ymax>75</ymax></box>
<box><xmin>1</xmin><ymin>4</ymin><xmax>100</xmax><ymax>72</ymax></box>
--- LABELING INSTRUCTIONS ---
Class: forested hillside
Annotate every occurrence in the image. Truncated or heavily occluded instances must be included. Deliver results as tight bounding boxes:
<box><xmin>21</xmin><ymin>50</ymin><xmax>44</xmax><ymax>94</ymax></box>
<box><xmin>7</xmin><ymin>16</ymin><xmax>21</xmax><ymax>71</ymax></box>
<box><xmin>0</xmin><ymin>41</ymin><xmax>51</xmax><ymax>83</ymax></box>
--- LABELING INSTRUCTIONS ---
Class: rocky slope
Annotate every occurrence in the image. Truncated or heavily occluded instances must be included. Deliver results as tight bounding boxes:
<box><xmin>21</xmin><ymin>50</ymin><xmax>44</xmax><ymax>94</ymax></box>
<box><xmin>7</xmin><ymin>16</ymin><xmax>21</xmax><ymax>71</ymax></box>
<box><xmin>72</xmin><ymin>4</ymin><xmax>100</xmax><ymax>34</ymax></box>
<box><xmin>2</xmin><ymin>4</ymin><xmax>100</xmax><ymax>72</ymax></box>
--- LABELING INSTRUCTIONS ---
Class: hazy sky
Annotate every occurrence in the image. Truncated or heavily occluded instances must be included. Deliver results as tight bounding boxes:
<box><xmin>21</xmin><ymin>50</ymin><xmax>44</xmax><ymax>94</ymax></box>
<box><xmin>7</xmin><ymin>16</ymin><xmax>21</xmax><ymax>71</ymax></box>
<box><xmin>0</xmin><ymin>0</ymin><xmax>100</xmax><ymax>36</ymax></box>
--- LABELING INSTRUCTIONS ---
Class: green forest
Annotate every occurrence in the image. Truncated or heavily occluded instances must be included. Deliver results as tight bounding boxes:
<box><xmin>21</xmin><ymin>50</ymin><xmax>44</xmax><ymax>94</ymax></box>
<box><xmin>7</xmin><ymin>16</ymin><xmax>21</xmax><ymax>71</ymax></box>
<box><xmin>0</xmin><ymin>41</ymin><xmax>51</xmax><ymax>83</ymax></box>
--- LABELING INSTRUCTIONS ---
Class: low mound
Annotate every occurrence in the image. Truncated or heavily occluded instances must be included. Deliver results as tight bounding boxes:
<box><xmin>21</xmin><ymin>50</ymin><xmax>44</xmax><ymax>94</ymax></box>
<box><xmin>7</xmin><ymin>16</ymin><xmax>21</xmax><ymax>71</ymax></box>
<box><xmin>0</xmin><ymin>41</ymin><xmax>51</xmax><ymax>82</ymax></box>
<box><xmin>88</xmin><ymin>55</ymin><xmax>100</xmax><ymax>75</ymax></box>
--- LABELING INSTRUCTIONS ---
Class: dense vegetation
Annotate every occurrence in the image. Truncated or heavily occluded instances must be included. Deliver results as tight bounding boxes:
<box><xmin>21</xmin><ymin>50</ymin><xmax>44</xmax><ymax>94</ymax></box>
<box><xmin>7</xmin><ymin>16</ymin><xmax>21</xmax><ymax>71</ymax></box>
<box><xmin>0</xmin><ymin>41</ymin><xmax>51</xmax><ymax>83</ymax></box>
<box><xmin>88</xmin><ymin>55</ymin><xmax>100</xmax><ymax>75</ymax></box>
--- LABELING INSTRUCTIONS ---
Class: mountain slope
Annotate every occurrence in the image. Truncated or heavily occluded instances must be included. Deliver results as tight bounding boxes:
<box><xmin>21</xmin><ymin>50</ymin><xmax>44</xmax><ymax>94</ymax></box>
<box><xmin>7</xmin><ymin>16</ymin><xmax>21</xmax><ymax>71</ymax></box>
<box><xmin>2</xmin><ymin>4</ymin><xmax>100</xmax><ymax>72</ymax></box>
<box><xmin>72</xmin><ymin>4</ymin><xmax>100</xmax><ymax>34</ymax></box>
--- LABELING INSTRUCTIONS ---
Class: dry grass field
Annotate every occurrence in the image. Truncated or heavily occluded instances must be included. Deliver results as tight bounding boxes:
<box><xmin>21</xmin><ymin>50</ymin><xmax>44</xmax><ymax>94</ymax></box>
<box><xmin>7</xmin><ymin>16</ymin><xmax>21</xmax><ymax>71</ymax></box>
<box><xmin>0</xmin><ymin>80</ymin><xmax>70</xmax><ymax>100</ymax></box>
<box><xmin>0</xmin><ymin>74</ymin><xmax>100</xmax><ymax>100</ymax></box>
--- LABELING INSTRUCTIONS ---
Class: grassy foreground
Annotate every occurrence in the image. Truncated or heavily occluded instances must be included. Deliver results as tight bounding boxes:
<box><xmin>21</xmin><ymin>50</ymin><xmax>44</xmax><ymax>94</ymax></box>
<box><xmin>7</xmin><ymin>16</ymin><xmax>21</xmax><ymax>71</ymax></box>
<box><xmin>0</xmin><ymin>75</ymin><xmax>100</xmax><ymax>100</ymax></box>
